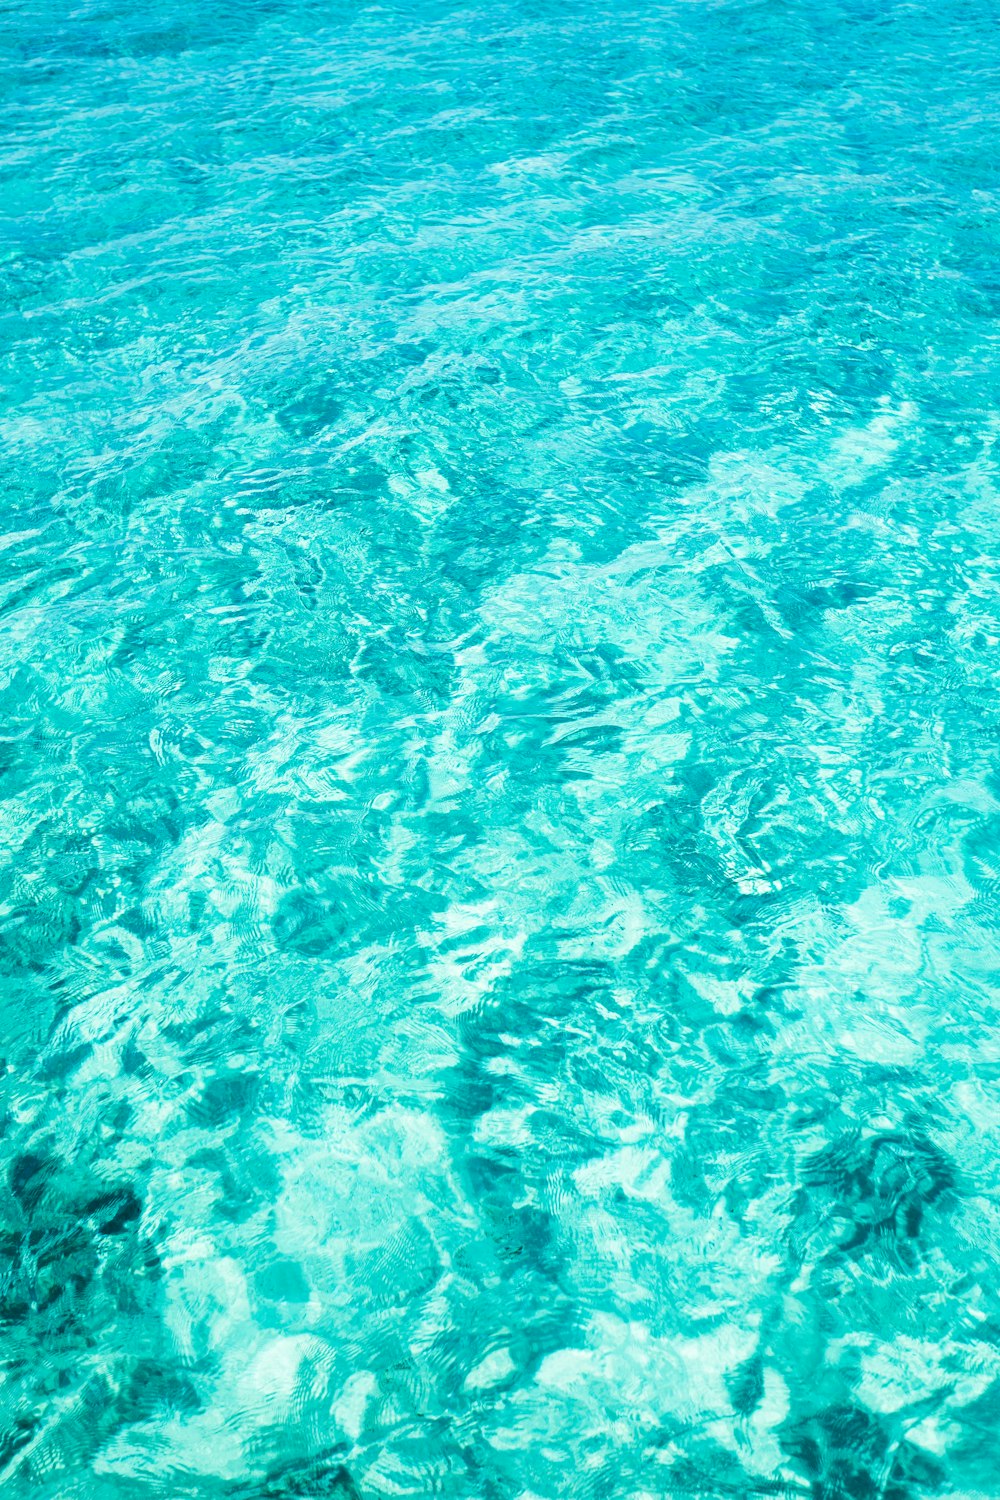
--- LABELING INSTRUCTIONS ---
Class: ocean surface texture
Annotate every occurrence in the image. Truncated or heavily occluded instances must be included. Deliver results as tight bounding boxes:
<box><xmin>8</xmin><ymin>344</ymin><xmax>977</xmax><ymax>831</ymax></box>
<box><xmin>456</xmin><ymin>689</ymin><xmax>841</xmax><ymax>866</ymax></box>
<box><xmin>3</xmin><ymin>0</ymin><xmax>1000</xmax><ymax>1495</ymax></box>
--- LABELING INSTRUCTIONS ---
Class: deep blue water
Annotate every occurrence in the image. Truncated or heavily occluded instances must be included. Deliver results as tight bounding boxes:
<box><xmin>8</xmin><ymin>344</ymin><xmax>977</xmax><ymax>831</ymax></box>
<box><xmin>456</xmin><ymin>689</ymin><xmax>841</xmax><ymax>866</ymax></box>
<box><xmin>3</xmin><ymin>0</ymin><xmax>1000</xmax><ymax>1495</ymax></box>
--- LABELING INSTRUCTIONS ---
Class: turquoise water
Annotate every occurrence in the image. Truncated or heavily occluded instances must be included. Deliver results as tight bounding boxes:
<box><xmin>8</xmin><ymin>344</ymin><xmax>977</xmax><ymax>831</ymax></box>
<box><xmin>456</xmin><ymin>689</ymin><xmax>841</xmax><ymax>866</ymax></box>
<box><xmin>3</xmin><ymin>0</ymin><xmax>1000</xmax><ymax>1494</ymax></box>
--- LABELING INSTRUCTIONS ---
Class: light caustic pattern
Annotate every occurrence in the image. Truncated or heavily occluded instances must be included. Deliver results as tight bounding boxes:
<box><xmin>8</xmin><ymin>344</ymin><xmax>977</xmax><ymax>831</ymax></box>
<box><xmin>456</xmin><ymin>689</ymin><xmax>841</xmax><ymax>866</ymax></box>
<box><xmin>2</xmin><ymin>0</ymin><xmax>1000</xmax><ymax>1495</ymax></box>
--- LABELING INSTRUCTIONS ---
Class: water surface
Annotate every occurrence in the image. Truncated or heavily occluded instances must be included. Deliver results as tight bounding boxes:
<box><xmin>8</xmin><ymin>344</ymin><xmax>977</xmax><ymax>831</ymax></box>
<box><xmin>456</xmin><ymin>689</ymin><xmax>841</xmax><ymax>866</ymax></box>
<box><xmin>3</xmin><ymin>0</ymin><xmax>1000</xmax><ymax>1494</ymax></box>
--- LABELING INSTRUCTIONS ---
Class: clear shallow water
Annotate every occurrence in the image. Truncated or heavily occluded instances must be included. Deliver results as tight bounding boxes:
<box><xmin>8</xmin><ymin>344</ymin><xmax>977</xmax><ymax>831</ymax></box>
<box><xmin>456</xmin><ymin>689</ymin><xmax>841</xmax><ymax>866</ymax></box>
<box><xmin>2</xmin><ymin>0</ymin><xmax>1000</xmax><ymax>1494</ymax></box>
